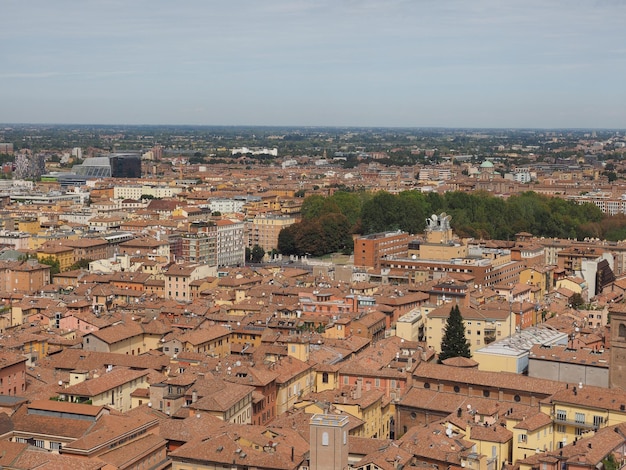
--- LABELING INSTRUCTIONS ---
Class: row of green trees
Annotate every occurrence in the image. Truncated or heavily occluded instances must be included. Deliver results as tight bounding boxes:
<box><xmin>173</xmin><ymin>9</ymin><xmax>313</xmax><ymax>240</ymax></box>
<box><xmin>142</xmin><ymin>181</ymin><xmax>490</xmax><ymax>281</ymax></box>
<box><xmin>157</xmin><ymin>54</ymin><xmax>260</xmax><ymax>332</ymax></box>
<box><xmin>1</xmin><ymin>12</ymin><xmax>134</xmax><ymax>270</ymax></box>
<box><xmin>278</xmin><ymin>189</ymin><xmax>611</xmax><ymax>256</ymax></box>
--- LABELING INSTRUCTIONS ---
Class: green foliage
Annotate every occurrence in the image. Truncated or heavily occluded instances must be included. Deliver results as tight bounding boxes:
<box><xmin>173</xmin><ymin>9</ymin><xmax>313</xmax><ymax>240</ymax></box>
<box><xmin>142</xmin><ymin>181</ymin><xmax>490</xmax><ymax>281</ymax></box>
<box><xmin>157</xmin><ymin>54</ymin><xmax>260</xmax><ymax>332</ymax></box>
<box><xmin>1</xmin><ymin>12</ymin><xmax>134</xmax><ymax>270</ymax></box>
<box><xmin>570</xmin><ymin>293</ymin><xmax>584</xmax><ymax>309</ymax></box>
<box><xmin>603</xmin><ymin>454</ymin><xmax>618</xmax><ymax>470</ymax></box>
<box><xmin>246</xmin><ymin>245</ymin><xmax>265</xmax><ymax>263</ymax></box>
<box><xmin>439</xmin><ymin>305</ymin><xmax>471</xmax><ymax>362</ymax></box>
<box><xmin>287</xmin><ymin>188</ymin><xmax>617</xmax><ymax>257</ymax></box>
<box><xmin>278</xmin><ymin>213</ymin><xmax>354</xmax><ymax>257</ymax></box>
<box><xmin>39</xmin><ymin>256</ymin><xmax>60</xmax><ymax>275</ymax></box>
<box><xmin>69</xmin><ymin>258</ymin><xmax>92</xmax><ymax>270</ymax></box>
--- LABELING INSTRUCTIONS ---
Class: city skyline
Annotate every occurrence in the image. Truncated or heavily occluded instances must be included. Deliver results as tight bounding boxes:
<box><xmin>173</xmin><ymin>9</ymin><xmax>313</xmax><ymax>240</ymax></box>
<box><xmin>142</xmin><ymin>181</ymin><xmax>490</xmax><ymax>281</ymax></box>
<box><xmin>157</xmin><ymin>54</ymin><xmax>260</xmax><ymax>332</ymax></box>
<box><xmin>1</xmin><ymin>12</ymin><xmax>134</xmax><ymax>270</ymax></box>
<box><xmin>2</xmin><ymin>0</ymin><xmax>625</xmax><ymax>129</ymax></box>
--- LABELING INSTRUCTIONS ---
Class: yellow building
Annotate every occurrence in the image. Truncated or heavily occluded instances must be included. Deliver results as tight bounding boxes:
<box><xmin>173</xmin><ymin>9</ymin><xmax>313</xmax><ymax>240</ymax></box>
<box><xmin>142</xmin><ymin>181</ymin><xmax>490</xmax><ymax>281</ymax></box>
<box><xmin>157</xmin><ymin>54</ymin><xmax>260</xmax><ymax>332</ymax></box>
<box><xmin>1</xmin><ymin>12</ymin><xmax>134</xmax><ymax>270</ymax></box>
<box><xmin>22</xmin><ymin>334</ymin><xmax>49</xmax><ymax>363</ymax></box>
<box><xmin>60</xmin><ymin>368</ymin><xmax>149</xmax><ymax>413</ymax></box>
<box><xmin>539</xmin><ymin>385</ymin><xmax>626</xmax><ymax>450</ymax></box>
<box><xmin>286</xmin><ymin>338</ymin><xmax>310</xmax><ymax>362</ymax></box>
<box><xmin>425</xmin><ymin>304</ymin><xmax>512</xmax><ymax>355</ymax></box>
<box><xmin>275</xmin><ymin>356</ymin><xmax>315</xmax><ymax>415</ymax></box>
<box><xmin>82</xmin><ymin>322</ymin><xmax>148</xmax><ymax>356</ymax></box>
<box><xmin>36</xmin><ymin>244</ymin><xmax>75</xmax><ymax>272</ymax></box>
<box><xmin>315</xmin><ymin>364</ymin><xmax>340</xmax><ymax>392</ymax></box>
<box><xmin>296</xmin><ymin>387</ymin><xmax>390</xmax><ymax>439</ymax></box>
<box><xmin>162</xmin><ymin>326</ymin><xmax>231</xmax><ymax>359</ymax></box>
<box><xmin>29</xmin><ymin>231</ymin><xmax>81</xmax><ymax>250</ymax></box>
<box><xmin>506</xmin><ymin>412</ymin><xmax>554</xmax><ymax>463</ymax></box>
<box><xmin>396</xmin><ymin>308</ymin><xmax>425</xmax><ymax>342</ymax></box>
<box><xmin>410</xmin><ymin>241</ymin><xmax>468</xmax><ymax>261</ymax></box>
<box><xmin>16</xmin><ymin>219</ymin><xmax>40</xmax><ymax>235</ymax></box>
<box><xmin>519</xmin><ymin>266</ymin><xmax>552</xmax><ymax>299</ymax></box>
<box><xmin>322</xmin><ymin>318</ymin><xmax>351</xmax><ymax>339</ymax></box>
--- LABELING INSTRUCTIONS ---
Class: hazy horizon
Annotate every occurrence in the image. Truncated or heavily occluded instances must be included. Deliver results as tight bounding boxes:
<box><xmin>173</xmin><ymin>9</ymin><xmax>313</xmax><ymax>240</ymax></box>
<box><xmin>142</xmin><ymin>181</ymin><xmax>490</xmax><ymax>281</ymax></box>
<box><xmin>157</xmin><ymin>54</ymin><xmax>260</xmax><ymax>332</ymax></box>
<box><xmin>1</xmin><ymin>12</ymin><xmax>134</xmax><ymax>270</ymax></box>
<box><xmin>2</xmin><ymin>1</ymin><xmax>625</xmax><ymax>129</ymax></box>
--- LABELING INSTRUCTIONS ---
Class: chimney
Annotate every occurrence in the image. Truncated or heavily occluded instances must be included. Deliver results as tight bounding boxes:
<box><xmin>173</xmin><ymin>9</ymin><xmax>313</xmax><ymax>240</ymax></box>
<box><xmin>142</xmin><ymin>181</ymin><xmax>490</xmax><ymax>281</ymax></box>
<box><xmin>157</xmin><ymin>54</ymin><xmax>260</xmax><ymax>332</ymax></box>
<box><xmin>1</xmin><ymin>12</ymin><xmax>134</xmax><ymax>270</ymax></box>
<box><xmin>192</xmin><ymin>390</ymin><xmax>198</xmax><ymax>403</ymax></box>
<box><xmin>355</xmin><ymin>378</ymin><xmax>362</xmax><ymax>399</ymax></box>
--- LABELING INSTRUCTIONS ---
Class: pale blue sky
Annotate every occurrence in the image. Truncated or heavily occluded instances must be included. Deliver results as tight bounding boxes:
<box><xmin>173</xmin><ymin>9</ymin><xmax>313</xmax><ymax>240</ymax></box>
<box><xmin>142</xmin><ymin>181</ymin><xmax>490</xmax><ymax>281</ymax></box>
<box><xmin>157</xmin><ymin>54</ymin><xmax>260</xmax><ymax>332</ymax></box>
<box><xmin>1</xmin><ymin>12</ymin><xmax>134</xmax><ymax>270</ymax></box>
<box><xmin>1</xmin><ymin>0</ymin><xmax>625</xmax><ymax>128</ymax></box>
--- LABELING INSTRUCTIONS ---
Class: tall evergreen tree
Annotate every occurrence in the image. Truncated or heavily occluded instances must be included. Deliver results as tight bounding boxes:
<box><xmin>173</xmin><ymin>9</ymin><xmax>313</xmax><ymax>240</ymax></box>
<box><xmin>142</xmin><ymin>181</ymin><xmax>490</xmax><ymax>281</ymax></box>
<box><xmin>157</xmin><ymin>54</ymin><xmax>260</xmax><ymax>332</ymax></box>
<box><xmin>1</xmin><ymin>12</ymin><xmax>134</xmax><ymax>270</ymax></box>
<box><xmin>438</xmin><ymin>305</ymin><xmax>471</xmax><ymax>362</ymax></box>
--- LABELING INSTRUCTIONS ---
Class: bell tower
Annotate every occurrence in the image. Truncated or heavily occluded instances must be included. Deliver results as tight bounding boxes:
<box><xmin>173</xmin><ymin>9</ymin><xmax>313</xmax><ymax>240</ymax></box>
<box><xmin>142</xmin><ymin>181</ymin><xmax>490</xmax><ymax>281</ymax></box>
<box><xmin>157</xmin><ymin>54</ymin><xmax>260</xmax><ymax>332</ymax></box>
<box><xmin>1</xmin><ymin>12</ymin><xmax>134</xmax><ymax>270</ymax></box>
<box><xmin>310</xmin><ymin>414</ymin><xmax>349</xmax><ymax>470</ymax></box>
<box><xmin>609</xmin><ymin>304</ymin><xmax>626</xmax><ymax>389</ymax></box>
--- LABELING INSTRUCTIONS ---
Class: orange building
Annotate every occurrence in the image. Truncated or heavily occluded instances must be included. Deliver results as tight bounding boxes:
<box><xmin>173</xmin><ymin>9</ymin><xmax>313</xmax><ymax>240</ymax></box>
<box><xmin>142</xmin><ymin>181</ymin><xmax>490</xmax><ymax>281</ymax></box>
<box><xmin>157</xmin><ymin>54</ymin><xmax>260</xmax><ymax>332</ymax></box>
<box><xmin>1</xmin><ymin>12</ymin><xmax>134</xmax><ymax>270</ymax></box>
<box><xmin>353</xmin><ymin>231</ymin><xmax>411</xmax><ymax>269</ymax></box>
<box><xmin>0</xmin><ymin>260</ymin><xmax>51</xmax><ymax>294</ymax></box>
<box><xmin>0</xmin><ymin>351</ymin><xmax>27</xmax><ymax>396</ymax></box>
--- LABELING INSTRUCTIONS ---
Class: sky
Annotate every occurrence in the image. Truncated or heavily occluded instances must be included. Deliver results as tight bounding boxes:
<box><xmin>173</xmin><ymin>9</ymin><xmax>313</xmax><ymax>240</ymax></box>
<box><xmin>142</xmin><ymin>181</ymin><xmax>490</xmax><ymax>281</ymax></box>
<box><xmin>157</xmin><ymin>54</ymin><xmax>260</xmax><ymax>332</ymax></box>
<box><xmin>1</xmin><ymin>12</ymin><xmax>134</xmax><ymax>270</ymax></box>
<box><xmin>1</xmin><ymin>0</ymin><xmax>625</xmax><ymax>128</ymax></box>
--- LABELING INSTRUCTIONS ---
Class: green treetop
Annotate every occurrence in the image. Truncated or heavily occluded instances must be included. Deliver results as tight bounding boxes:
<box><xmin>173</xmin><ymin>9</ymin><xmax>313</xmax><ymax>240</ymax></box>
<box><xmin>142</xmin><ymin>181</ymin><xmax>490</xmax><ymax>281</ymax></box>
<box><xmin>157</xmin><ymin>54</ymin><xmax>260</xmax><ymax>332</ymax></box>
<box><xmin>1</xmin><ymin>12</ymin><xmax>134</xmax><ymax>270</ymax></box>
<box><xmin>438</xmin><ymin>305</ymin><xmax>471</xmax><ymax>362</ymax></box>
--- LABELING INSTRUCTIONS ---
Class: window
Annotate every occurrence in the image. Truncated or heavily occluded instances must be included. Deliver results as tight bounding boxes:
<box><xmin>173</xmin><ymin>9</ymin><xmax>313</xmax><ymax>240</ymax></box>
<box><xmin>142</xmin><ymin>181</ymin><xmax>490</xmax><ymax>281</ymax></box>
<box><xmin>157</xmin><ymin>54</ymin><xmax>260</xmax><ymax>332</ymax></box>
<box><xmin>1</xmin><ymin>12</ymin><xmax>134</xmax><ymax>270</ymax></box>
<box><xmin>483</xmin><ymin>390</ymin><xmax>490</xmax><ymax>398</ymax></box>
<box><xmin>518</xmin><ymin>434</ymin><xmax>527</xmax><ymax>443</ymax></box>
<box><xmin>49</xmin><ymin>441</ymin><xmax>62</xmax><ymax>450</ymax></box>
<box><xmin>575</xmin><ymin>412</ymin><xmax>585</xmax><ymax>424</ymax></box>
<box><xmin>322</xmin><ymin>372</ymin><xmax>329</xmax><ymax>384</ymax></box>
<box><xmin>34</xmin><ymin>439</ymin><xmax>45</xmax><ymax>448</ymax></box>
<box><xmin>557</xmin><ymin>425</ymin><xmax>566</xmax><ymax>433</ymax></box>
<box><xmin>556</xmin><ymin>410</ymin><xmax>567</xmax><ymax>421</ymax></box>
<box><xmin>593</xmin><ymin>415</ymin><xmax>604</xmax><ymax>427</ymax></box>
<box><xmin>322</xmin><ymin>432</ymin><xmax>329</xmax><ymax>446</ymax></box>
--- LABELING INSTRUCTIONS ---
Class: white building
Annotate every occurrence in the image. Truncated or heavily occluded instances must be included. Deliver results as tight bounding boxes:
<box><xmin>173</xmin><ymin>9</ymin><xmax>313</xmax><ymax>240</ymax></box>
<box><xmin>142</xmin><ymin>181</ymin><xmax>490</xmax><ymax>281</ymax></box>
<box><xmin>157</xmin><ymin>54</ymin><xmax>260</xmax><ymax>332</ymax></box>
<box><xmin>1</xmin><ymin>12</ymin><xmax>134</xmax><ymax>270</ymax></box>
<box><xmin>113</xmin><ymin>184</ymin><xmax>183</xmax><ymax>200</ymax></box>
<box><xmin>215</xmin><ymin>219</ymin><xmax>245</xmax><ymax>267</ymax></box>
<box><xmin>207</xmin><ymin>198</ymin><xmax>246</xmax><ymax>214</ymax></box>
<box><xmin>231</xmin><ymin>147</ymin><xmax>278</xmax><ymax>156</ymax></box>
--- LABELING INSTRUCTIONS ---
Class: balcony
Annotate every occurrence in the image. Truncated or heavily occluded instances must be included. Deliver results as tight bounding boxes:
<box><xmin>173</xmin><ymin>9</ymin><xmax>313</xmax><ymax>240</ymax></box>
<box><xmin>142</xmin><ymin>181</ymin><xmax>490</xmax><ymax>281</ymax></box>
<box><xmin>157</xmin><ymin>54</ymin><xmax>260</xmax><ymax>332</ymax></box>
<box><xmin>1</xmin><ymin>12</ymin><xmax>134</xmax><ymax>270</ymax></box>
<box><xmin>553</xmin><ymin>416</ymin><xmax>598</xmax><ymax>430</ymax></box>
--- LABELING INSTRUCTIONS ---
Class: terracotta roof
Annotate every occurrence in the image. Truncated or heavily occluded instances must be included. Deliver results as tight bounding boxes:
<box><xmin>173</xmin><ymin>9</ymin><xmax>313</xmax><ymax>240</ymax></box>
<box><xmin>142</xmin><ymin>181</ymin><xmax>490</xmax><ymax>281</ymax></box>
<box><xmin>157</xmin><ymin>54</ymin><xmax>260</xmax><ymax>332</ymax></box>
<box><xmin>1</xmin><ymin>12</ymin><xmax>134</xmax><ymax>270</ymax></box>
<box><xmin>413</xmin><ymin>362</ymin><xmax>565</xmax><ymax>396</ymax></box>
<box><xmin>512</xmin><ymin>411</ymin><xmax>553</xmax><ymax>431</ymax></box>
<box><xmin>176</xmin><ymin>325</ymin><xmax>231</xmax><ymax>346</ymax></box>
<box><xmin>87</xmin><ymin>320</ymin><xmax>144</xmax><ymax>344</ymax></box>
<box><xmin>11</xmin><ymin>449</ymin><xmax>106</xmax><ymax>470</ymax></box>
<box><xmin>61</xmin><ymin>368</ymin><xmax>149</xmax><ymax>398</ymax></box>
<box><xmin>547</xmin><ymin>383</ymin><xmax>626</xmax><ymax>412</ymax></box>
<box><xmin>62</xmin><ymin>410</ymin><xmax>159</xmax><ymax>453</ymax></box>
<box><xmin>95</xmin><ymin>433</ymin><xmax>166</xmax><ymax>468</ymax></box>
<box><xmin>170</xmin><ymin>423</ymin><xmax>309</xmax><ymax>470</ymax></box>
<box><xmin>11</xmin><ymin>402</ymin><xmax>97</xmax><ymax>440</ymax></box>
<box><xmin>28</xmin><ymin>400</ymin><xmax>105</xmax><ymax>417</ymax></box>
